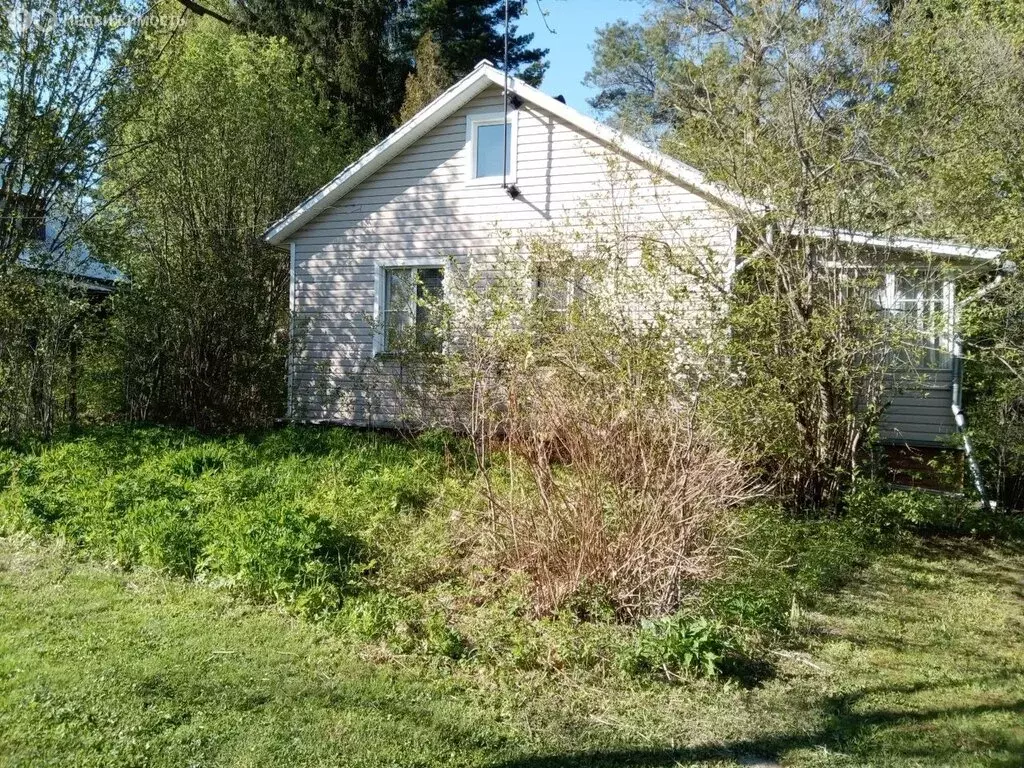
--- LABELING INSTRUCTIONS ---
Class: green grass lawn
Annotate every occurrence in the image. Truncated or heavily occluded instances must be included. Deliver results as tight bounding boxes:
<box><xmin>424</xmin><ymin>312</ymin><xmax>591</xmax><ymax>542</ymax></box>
<box><xmin>2</xmin><ymin>534</ymin><xmax>1022</xmax><ymax>767</ymax></box>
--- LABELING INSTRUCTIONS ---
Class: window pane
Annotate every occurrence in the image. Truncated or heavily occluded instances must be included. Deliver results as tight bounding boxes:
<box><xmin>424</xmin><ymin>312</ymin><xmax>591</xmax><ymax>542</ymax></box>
<box><xmin>887</xmin><ymin>271</ymin><xmax>950</xmax><ymax>369</ymax></box>
<box><xmin>536</xmin><ymin>271</ymin><xmax>568</xmax><ymax>313</ymax></box>
<box><xmin>383</xmin><ymin>266</ymin><xmax>444</xmax><ymax>353</ymax></box>
<box><xmin>475</xmin><ymin>122</ymin><xmax>510</xmax><ymax>178</ymax></box>
<box><xmin>416</xmin><ymin>268</ymin><xmax>444</xmax><ymax>350</ymax></box>
<box><xmin>384</xmin><ymin>268</ymin><xmax>415</xmax><ymax>349</ymax></box>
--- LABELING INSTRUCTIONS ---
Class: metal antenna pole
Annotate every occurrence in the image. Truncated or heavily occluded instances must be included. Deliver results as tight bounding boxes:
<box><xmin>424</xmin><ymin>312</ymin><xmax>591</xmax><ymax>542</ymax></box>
<box><xmin>503</xmin><ymin>0</ymin><xmax>509</xmax><ymax>190</ymax></box>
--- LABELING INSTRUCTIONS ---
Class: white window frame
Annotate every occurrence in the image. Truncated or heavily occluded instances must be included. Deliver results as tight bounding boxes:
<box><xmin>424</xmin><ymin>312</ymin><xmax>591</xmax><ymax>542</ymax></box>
<box><xmin>372</xmin><ymin>258</ymin><xmax>448</xmax><ymax>357</ymax></box>
<box><xmin>880</xmin><ymin>270</ymin><xmax>955</xmax><ymax>369</ymax></box>
<box><xmin>465</xmin><ymin>110</ymin><xmax>518</xmax><ymax>186</ymax></box>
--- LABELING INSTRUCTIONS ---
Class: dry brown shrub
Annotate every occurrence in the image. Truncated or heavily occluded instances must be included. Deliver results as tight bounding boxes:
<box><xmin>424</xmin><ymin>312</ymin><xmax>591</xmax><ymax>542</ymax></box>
<box><xmin>480</xmin><ymin>372</ymin><xmax>761</xmax><ymax>620</ymax></box>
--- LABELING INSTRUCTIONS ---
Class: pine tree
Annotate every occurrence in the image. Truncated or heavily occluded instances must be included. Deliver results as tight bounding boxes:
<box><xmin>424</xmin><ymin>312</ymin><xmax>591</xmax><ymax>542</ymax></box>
<box><xmin>232</xmin><ymin>0</ymin><xmax>407</xmax><ymax>153</ymax></box>
<box><xmin>232</xmin><ymin>0</ymin><xmax>548</xmax><ymax>155</ymax></box>
<box><xmin>404</xmin><ymin>0</ymin><xmax>548</xmax><ymax>86</ymax></box>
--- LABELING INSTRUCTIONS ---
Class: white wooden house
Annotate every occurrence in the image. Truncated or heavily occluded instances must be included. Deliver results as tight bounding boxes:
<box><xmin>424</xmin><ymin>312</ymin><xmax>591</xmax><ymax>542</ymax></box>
<box><xmin>265</xmin><ymin>61</ymin><xmax>1004</xmax><ymax>452</ymax></box>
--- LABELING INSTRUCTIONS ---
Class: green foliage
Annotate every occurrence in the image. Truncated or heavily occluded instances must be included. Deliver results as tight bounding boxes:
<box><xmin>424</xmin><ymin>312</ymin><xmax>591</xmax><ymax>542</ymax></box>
<box><xmin>234</xmin><ymin>0</ymin><xmax>547</xmax><ymax>148</ymax></box>
<box><xmin>99</xmin><ymin>14</ymin><xmax>341</xmax><ymax>430</ymax></box>
<box><xmin>586</xmin><ymin>1</ymin><xmax>932</xmax><ymax>513</ymax></box>
<box><xmin>0</xmin><ymin>0</ymin><xmax>169</xmax><ymax>442</ymax></box>
<box><xmin>698</xmin><ymin>503</ymin><xmax>877</xmax><ymax>647</ymax></box>
<box><xmin>5</xmin><ymin>425</ymin><xmax>1016</xmax><ymax>683</ymax></box>
<box><xmin>0</xmin><ymin>275</ymin><xmax>99</xmax><ymax>441</ymax></box>
<box><xmin>401</xmin><ymin>0</ymin><xmax>548</xmax><ymax>87</ymax></box>
<box><xmin>961</xmin><ymin>276</ymin><xmax>1024</xmax><ymax>510</ymax></box>
<box><xmin>0</xmin><ymin>426</ymin><xmax>460</xmax><ymax>617</ymax></box>
<box><xmin>0</xmin><ymin>0</ymin><xmax>145</xmax><ymax>267</ymax></box>
<box><xmin>623</xmin><ymin>615</ymin><xmax>734</xmax><ymax>680</ymax></box>
<box><xmin>5</xmin><ymin>534</ymin><xmax>1024</xmax><ymax>767</ymax></box>
<box><xmin>400</xmin><ymin>33</ymin><xmax>453</xmax><ymax>124</ymax></box>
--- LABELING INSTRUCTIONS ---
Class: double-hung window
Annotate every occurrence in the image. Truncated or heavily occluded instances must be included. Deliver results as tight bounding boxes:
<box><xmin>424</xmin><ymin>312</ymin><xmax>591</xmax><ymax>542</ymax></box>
<box><xmin>375</xmin><ymin>264</ymin><xmax>444</xmax><ymax>355</ymax></box>
<box><xmin>466</xmin><ymin>111</ymin><xmax>516</xmax><ymax>184</ymax></box>
<box><xmin>880</xmin><ymin>271</ymin><xmax>953</xmax><ymax>368</ymax></box>
<box><xmin>531</xmin><ymin>262</ymin><xmax>596</xmax><ymax>336</ymax></box>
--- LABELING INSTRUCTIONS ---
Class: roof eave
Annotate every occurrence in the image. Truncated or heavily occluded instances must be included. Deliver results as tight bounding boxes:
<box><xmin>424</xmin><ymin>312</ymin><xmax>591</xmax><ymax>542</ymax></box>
<box><xmin>264</xmin><ymin>66</ymin><xmax>495</xmax><ymax>245</ymax></box>
<box><xmin>803</xmin><ymin>227</ymin><xmax>1004</xmax><ymax>263</ymax></box>
<box><xmin>264</xmin><ymin>62</ymin><xmax>761</xmax><ymax>246</ymax></box>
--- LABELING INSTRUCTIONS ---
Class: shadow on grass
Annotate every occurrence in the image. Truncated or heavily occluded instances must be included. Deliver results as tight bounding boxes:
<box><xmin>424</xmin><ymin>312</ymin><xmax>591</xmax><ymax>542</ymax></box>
<box><xmin>494</xmin><ymin>541</ymin><xmax>1024</xmax><ymax>767</ymax></box>
<box><xmin>489</xmin><ymin>694</ymin><xmax>1024</xmax><ymax>767</ymax></box>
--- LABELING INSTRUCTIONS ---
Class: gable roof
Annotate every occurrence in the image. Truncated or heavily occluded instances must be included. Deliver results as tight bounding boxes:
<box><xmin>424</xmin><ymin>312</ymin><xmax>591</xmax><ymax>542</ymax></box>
<box><xmin>264</xmin><ymin>61</ymin><xmax>755</xmax><ymax>246</ymax></box>
<box><xmin>17</xmin><ymin>212</ymin><xmax>124</xmax><ymax>295</ymax></box>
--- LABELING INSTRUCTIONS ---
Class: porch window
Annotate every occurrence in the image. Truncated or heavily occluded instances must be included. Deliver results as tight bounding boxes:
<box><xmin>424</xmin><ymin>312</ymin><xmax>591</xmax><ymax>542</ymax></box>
<box><xmin>882</xmin><ymin>271</ymin><xmax>953</xmax><ymax>368</ymax></box>
<box><xmin>376</xmin><ymin>265</ymin><xmax>444</xmax><ymax>354</ymax></box>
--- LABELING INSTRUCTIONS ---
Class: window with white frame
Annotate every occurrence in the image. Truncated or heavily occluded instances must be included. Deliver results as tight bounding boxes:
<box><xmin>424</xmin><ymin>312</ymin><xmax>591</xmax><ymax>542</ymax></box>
<box><xmin>880</xmin><ymin>270</ymin><xmax>953</xmax><ymax>368</ymax></box>
<box><xmin>466</xmin><ymin>111</ymin><xmax>516</xmax><ymax>183</ymax></box>
<box><xmin>375</xmin><ymin>265</ymin><xmax>444</xmax><ymax>355</ymax></box>
<box><xmin>530</xmin><ymin>261</ymin><xmax>597</xmax><ymax>336</ymax></box>
<box><xmin>534</xmin><ymin>266</ymin><xmax>570</xmax><ymax>316</ymax></box>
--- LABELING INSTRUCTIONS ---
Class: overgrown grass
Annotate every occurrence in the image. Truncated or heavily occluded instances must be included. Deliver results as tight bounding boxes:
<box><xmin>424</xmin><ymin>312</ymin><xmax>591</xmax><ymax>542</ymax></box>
<box><xmin>2</xmin><ymin>534</ymin><xmax>1022</xmax><ymax>766</ymax></box>
<box><xmin>0</xmin><ymin>425</ymin><xmax>1013</xmax><ymax>683</ymax></box>
<box><xmin>0</xmin><ymin>425</ymin><xmax>471</xmax><ymax>616</ymax></box>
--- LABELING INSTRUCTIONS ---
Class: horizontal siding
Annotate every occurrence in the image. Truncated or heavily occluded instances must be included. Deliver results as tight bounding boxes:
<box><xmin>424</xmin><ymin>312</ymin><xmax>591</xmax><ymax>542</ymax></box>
<box><xmin>289</xmin><ymin>84</ymin><xmax>735</xmax><ymax>426</ymax></box>
<box><xmin>879</xmin><ymin>366</ymin><xmax>957</xmax><ymax>445</ymax></box>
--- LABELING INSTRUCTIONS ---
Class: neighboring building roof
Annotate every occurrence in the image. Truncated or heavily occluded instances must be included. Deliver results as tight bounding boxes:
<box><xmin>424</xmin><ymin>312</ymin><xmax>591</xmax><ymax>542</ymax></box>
<box><xmin>264</xmin><ymin>61</ymin><xmax>756</xmax><ymax>246</ymax></box>
<box><xmin>17</xmin><ymin>218</ymin><xmax>124</xmax><ymax>294</ymax></box>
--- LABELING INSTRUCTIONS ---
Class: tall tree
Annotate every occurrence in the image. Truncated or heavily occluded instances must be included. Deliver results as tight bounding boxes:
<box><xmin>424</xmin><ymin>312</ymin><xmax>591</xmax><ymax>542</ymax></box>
<box><xmin>0</xmin><ymin>0</ymin><xmax>151</xmax><ymax>268</ymax></box>
<box><xmin>0</xmin><ymin>0</ymin><xmax>169</xmax><ymax>440</ymax></box>
<box><xmin>883</xmin><ymin>0</ymin><xmax>1024</xmax><ymax>508</ymax></box>
<box><xmin>102</xmin><ymin>12</ymin><xmax>340</xmax><ymax>430</ymax></box>
<box><xmin>404</xmin><ymin>0</ymin><xmax>548</xmax><ymax>86</ymax></box>
<box><xmin>232</xmin><ymin>0</ymin><xmax>547</xmax><ymax>156</ymax></box>
<box><xmin>232</xmin><ymin>0</ymin><xmax>405</xmax><ymax>152</ymax></box>
<box><xmin>586</xmin><ymin>0</ymin><xmax>945</xmax><ymax>509</ymax></box>
<box><xmin>400</xmin><ymin>32</ymin><xmax>452</xmax><ymax>123</ymax></box>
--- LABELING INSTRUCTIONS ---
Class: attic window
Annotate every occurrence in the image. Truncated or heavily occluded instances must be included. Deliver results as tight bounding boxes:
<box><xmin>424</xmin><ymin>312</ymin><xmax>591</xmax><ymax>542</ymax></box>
<box><xmin>466</xmin><ymin>111</ymin><xmax>517</xmax><ymax>184</ymax></box>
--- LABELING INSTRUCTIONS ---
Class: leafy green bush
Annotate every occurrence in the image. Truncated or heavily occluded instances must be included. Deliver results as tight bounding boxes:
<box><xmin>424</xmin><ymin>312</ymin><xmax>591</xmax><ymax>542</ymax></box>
<box><xmin>8</xmin><ymin>424</ymin><xmax>1010</xmax><ymax>679</ymax></box>
<box><xmin>0</xmin><ymin>448</ymin><xmax>18</xmax><ymax>489</ymax></box>
<box><xmin>0</xmin><ymin>426</ymin><xmax>464</xmax><ymax>619</ymax></box>
<box><xmin>698</xmin><ymin>494</ymin><xmax>898</xmax><ymax>651</ymax></box>
<box><xmin>336</xmin><ymin>593</ymin><xmax>467</xmax><ymax>659</ymax></box>
<box><xmin>844</xmin><ymin>477</ymin><xmax>1024</xmax><ymax>539</ymax></box>
<box><xmin>199</xmin><ymin>501</ymin><xmax>351</xmax><ymax>614</ymax></box>
<box><xmin>622</xmin><ymin>615</ymin><xmax>734</xmax><ymax>680</ymax></box>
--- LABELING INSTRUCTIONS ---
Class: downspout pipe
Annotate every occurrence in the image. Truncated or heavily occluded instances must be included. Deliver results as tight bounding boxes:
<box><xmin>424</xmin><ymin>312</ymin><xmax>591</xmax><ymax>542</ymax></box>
<box><xmin>950</xmin><ymin>260</ymin><xmax>1016</xmax><ymax>510</ymax></box>
<box><xmin>950</xmin><ymin>353</ymin><xmax>991</xmax><ymax>509</ymax></box>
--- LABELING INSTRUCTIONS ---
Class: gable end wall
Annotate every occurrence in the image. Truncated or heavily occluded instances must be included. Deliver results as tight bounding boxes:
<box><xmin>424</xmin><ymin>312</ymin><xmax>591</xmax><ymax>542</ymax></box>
<box><xmin>287</xmin><ymin>86</ymin><xmax>736</xmax><ymax>426</ymax></box>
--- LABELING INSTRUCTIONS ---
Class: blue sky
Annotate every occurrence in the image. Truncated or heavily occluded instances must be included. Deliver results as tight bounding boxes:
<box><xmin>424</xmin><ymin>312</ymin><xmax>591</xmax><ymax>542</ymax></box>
<box><xmin>516</xmin><ymin>0</ymin><xmax>645</xmax><ymax>114</ymax></box>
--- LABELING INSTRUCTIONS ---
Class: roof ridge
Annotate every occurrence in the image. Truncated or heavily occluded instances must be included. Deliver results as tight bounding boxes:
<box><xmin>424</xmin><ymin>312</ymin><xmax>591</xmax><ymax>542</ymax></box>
<box><xmin>264</xmin><ymin>63</ymin><xmax>755</xmax><ymax>245</ymax></box>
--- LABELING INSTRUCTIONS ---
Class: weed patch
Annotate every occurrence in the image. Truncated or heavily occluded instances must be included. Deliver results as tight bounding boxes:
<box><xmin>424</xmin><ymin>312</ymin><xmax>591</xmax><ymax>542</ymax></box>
<box><xmin>3</xmin><ymin>426</ymin><xmax>1016</xmax><ymax>684</ymax></box>
<box><xmin>0</xmin><ymin>426</ymin><xmax>466</xmax><ymax>617</ymax></box>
